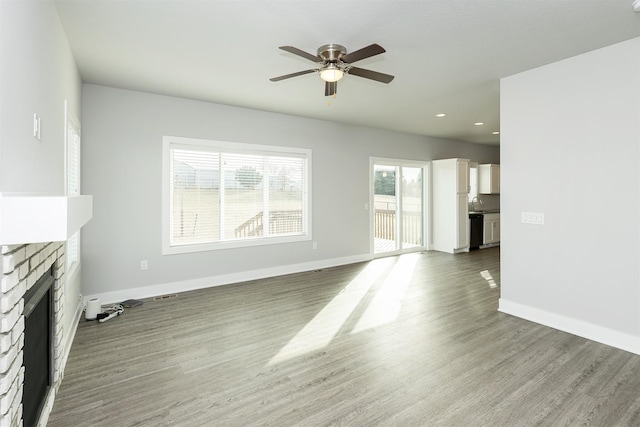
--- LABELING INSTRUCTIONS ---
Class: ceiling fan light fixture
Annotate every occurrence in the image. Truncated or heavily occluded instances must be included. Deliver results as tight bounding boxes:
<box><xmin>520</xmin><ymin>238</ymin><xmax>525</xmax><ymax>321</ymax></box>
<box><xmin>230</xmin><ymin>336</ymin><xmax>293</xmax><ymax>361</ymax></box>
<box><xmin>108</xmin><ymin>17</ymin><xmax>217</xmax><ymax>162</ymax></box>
<box><xmin>320</xmin><ymin>64</ymin><xmax>344</xmax><ymax>82</ymax></box>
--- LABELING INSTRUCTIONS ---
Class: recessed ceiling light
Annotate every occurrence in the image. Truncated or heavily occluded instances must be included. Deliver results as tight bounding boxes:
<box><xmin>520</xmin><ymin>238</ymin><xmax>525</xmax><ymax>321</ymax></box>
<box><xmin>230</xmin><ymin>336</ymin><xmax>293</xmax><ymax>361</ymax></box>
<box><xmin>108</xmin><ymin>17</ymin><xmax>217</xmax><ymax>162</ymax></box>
<box><xmin>492</xmin><ymin>131</ymin><xmax>500</xmax><ymax>135</ymax></box>
<box><xmin>436</xmin><ymin>113</ymin><xmax>446</xmax><ymax>117</ymax></box>
<box><xmin>474</xmin><ymin>122</ymin><xmax>484</xmax><ymax>126</ymax></box>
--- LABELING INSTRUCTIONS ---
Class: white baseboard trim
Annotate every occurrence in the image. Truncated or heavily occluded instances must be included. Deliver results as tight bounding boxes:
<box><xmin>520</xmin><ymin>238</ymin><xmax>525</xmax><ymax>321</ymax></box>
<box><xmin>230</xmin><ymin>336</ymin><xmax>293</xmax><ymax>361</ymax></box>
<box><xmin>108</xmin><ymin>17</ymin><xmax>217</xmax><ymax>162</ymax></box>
<box><xmin>84</xmin><ymin>253</ymin><xmax>372</xmax><ymax>306</ymax></box>
<box><xmin>61</xmin><ymin>297</ymin><xmax>84</xmax><ymax>376</ymax></box>
<box><xmin>498</xmin><ymin>298</ymin><xmax>640</xmax><ymax>356</ymax></box>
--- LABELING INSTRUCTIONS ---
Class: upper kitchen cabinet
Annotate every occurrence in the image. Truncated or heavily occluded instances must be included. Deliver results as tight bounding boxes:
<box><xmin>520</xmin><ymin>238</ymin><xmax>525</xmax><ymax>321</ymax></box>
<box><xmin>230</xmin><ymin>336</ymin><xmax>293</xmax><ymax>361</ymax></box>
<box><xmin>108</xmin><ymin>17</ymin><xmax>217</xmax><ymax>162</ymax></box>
<box><xmin>479</xmin><ymin>164</ymin><xmax>500</xmax><ymax>194</ymax></box>
<box><xmin>432</xmin><ymin>158</ymin><xmax>470</xmax><ymax>254</ymax></box>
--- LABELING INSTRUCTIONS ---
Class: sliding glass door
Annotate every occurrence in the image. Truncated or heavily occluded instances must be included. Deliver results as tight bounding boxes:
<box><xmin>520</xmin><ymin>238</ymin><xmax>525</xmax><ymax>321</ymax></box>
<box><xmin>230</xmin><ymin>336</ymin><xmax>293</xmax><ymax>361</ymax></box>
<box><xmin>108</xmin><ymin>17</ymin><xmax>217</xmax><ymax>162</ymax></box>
<box><xmin>373</xmin><ymin>165</ymin><xmax>398</xmax><ymax>253</ymax></box>
<box><xmin>372</xmin><ymin>159</ymin><xmax>426</xmax><ymax>255</ymax></box>
<box><xmin>401</xmin><ymin>166</ymin><xmax>423</xmax><ymax>250</ymax></box>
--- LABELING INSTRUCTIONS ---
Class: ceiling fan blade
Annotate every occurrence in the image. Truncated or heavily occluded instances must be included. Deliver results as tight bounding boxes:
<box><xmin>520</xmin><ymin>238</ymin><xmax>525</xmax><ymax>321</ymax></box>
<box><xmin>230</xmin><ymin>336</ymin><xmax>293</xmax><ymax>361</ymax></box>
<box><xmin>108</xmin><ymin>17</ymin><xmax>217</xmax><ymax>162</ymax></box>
<box><xmin>347</xmin><ymin>67</ymin><xmax>395</xmax><ymax>84</ymax></box>
<box><xmin>341</xmin><ymin>43</ymin><xmax>386</xmax><ymax>64</ymax></box>
<box><xmin>279</xmin><ymin>46</ymin><xmax>320</xmax><ymax>62</ymax></box>
<box><xmin>270</xmin><ymin>69</ymin><xmax>316</xmax><ymax>82</ymax></box>
<box><xmin>325</xmin><ymin>81</ymin><xmax>337</xmax><ymax>96</ymax></box>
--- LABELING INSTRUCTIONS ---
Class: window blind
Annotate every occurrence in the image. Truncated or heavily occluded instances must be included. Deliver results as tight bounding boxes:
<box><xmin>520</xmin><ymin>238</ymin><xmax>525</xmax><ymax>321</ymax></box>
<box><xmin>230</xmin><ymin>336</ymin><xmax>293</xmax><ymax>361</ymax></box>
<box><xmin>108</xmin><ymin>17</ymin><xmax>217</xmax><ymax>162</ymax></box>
<box><xmin>168</xmin><ymin>140</ymin><xmax>309</xmax><ymax>250</ymax></box>
<box><xmin>66</xmin><ymin>120</ymin><xmax>81</xmax><ymax>271</ymax></box>
<box><xmin>67</xmin><ymin>125</ymin><xmax>80</xmax><ymax>196</ymax></box>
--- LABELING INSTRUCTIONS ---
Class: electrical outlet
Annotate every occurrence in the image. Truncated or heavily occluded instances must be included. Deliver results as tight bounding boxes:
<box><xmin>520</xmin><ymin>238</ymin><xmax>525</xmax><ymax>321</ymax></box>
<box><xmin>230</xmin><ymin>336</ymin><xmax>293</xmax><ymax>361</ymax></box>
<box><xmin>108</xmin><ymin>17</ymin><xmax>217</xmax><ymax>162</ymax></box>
<box><xmin>521</xmin><ymin>212</ymin><xmax>544</xmax><ymax>225</ymax></box>
<box><xmin>140</xmin><ymin>260</ymin><xmax>148</xmax><ymax>270</ymax></box>
<box><xmin>312</xmin><ymin>242</ymin><xmax>318</xmax><ymax>250</ymax></box>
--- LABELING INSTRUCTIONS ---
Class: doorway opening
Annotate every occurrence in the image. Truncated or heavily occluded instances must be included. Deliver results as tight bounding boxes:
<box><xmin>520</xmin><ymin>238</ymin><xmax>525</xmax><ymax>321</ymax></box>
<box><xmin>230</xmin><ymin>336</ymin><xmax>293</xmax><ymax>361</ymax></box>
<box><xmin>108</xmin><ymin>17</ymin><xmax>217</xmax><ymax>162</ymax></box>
<box><xmin>371</xmin><ymin>159</ymin><xmax>427</xmax><ymax>256</ymax></box>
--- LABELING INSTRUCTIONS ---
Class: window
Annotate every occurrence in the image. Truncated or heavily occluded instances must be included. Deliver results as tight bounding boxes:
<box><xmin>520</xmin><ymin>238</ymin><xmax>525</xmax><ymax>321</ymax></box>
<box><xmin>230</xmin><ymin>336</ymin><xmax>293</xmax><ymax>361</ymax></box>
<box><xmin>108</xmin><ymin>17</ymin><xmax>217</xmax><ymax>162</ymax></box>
<box><xmin>468</xmin><ymin>162</ymin><xmax>478</xmax><ymax>204</ymax></box>
<box><xmin>163</xmin><ymin>136</ymin><xmax>311</xmax><ymax>254</ymax></box>
<box><xmin>65</xmin><ymin>106</ymin><xmax>81</xmax><ymax>274</ymax></box>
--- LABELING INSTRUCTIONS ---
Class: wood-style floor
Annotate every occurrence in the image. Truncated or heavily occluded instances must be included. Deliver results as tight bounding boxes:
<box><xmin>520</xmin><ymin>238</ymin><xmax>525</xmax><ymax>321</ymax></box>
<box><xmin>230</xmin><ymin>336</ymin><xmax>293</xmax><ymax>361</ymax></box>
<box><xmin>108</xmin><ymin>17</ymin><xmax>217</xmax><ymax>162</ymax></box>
<box><xmin>48</xmin><ymin>248</ymin><xmax>640</xmax><ymax>426</ymax></box>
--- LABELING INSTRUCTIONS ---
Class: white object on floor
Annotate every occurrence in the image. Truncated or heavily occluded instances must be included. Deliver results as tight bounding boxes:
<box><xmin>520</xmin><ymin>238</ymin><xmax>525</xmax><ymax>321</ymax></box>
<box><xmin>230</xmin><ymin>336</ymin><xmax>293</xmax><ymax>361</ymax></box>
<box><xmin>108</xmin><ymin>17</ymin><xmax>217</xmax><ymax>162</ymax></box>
<box><xmin>85</xmin><ymin>298</ymin><xmax>101</xmax><ymax>320</ymax></box>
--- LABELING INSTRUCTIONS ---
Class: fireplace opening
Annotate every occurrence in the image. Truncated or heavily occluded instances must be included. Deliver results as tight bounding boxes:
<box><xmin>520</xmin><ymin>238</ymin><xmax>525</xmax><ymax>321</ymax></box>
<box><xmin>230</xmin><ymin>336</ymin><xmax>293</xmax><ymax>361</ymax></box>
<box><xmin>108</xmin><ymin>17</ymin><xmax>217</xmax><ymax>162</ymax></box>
<box><xmin>23</xmin><ymin>266</ymin><xmax>54</xmax><ymax>427</ymax></box>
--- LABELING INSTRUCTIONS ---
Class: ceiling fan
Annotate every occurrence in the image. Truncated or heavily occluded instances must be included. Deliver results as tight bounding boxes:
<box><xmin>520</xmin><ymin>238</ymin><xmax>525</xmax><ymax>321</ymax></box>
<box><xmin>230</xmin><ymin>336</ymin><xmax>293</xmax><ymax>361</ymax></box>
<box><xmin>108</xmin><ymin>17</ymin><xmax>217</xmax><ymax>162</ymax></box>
<box><xmin>270</xmin><ymin>43</ymin><xmax>394</xmax><ymax>96</ymax></box>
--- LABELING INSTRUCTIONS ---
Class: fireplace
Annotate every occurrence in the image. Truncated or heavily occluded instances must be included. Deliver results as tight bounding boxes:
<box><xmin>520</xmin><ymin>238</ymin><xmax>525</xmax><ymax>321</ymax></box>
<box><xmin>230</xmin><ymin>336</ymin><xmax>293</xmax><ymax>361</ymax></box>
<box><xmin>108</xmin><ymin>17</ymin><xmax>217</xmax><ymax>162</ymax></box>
<box><xmin>0</xmin><ymin>243</ymin><xmax>66</xmax><ymax>427</ymax></box>
<box><xmin>0</xmin><ymin>195</ymin><xmax>92</xmax><ymax>427</ymax></box>
<box><xmin>23</xmin><ymin>266</ymin><xmax>54</xmax><ymax>427</ymax></box>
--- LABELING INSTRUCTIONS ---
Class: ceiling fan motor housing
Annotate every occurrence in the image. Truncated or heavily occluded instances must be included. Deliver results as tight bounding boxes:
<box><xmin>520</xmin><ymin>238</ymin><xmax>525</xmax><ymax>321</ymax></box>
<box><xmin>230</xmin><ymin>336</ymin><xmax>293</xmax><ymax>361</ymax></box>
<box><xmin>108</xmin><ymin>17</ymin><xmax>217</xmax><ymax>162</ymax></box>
<box><xmin>317</xmin><ymin>44</ymin><xmax>347</xmax><ymax>63</ymax></box>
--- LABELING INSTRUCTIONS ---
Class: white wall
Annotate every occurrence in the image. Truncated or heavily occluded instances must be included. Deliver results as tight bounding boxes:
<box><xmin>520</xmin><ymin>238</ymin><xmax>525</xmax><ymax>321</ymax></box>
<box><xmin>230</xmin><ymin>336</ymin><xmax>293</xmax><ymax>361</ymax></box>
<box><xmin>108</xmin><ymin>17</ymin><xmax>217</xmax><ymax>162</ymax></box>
<box><xmin>81</xmin><ymin>84</ymin><xmax>499</xmax><ymax>301</ymax></box>
<box><xmin>0</xmin><ymin>0</ymin><xmax>84</xmax><ymax>361</ymax></box>
<box><xmin>500</xmin><ymin>38</ymin><xmax>640</xmax><ymax>353</ymax></box>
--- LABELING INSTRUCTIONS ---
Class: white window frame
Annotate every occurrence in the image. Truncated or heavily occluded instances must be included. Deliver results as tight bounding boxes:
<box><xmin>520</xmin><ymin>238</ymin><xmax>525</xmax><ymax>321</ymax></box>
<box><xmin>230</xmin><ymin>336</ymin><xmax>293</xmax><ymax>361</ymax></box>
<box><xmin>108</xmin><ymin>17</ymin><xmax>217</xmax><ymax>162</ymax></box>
<box><xmin>468</xmin><ymin>162</ymin><xmax>479</xmax><ymax>204</ymax></box>
<box><xmin>162</xmin><ymin>136</ymin><xmax>312</xmax><ymax>255</ymax></box>
<box><xmin>370</xmin><ymin>157</ymin><xmax>428</xmax><ymax>256</ymax></box>
<box><xmin>64</xmin><ymin>100</ymin><xmax>81</xmax><ymax>277</ymax></box>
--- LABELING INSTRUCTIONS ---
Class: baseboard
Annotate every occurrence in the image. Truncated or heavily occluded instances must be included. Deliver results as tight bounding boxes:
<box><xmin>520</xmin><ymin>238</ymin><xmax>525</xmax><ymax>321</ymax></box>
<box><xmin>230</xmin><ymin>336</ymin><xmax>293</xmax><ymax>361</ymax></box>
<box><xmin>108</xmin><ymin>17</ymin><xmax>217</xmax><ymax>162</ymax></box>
<box><xmin>498</xmin><ymin>298</ymin><xmax>640</xmax><ymax>355</ymax></box>
<box><xmin>84</xmin><ymin>253</ymin><xmax>372</xmax><ymax>305</ymax></box>
<box><xmin>61</xmin><ymin>296</ymin><xmax>84</xmax><ymax>376</ymax></box>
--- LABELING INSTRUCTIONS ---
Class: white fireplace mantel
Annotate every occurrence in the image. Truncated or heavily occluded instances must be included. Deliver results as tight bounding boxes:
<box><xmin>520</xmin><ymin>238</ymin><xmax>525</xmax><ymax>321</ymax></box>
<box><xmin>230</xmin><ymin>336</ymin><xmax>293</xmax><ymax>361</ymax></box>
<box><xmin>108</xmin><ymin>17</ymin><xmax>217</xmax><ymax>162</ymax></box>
<box><xmin>0</xmin><ymin>193</ymin><xmax>93</xmax><ymax>245</ymax></box>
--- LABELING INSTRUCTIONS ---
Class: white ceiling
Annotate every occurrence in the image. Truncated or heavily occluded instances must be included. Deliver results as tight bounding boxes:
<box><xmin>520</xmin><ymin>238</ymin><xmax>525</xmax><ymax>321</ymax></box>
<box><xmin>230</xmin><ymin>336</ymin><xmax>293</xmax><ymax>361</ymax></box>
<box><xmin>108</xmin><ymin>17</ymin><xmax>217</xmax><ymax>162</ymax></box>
<box><xmin>54</xmin><ymin>0</ymin><xmax>640</xmax><ymax>145</ymax></box>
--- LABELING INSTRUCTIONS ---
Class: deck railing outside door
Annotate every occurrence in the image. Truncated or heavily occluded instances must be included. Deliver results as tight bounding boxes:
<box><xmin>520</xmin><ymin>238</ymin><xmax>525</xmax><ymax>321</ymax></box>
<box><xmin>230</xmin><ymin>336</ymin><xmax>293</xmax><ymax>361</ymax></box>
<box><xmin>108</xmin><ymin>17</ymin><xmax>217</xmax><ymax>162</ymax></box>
<box><xmin>374</xmin><ymin>209</ymin><xmax>422</xmax><ymax>246</ymax></box>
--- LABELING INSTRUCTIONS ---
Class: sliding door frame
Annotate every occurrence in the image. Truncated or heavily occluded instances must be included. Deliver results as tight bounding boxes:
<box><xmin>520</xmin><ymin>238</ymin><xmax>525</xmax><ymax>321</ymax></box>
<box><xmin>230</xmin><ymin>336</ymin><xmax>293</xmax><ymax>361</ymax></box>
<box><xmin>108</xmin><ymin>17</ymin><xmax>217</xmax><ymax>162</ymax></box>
<box><xmin>370</xmin><ymin>157</ymin><xmax>429</xmax><ymax>257</ymax></box>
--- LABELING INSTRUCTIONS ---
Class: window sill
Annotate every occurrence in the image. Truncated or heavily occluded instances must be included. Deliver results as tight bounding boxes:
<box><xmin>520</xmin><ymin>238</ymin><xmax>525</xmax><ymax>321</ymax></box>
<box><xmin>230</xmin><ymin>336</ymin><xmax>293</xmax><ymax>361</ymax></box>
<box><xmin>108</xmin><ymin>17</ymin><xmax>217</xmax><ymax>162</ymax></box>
<box><xmin>163</xmin><ymin>233</ymin><xmax>311</xmax><ymax>255</ymax></box>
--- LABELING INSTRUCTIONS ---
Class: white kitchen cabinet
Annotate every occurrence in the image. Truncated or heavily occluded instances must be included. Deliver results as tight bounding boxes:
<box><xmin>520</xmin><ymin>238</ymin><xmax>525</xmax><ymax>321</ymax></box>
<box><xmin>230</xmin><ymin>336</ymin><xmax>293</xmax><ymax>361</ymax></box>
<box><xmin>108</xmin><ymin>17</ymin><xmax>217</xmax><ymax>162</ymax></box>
<box><xmin>457</xmin><ymin>159</ymin><xmax>470</xmax><ymax>193</ymax></box>
<box><xmin>479</xmin><ymin>164</ymin><xmax>500</xmax><ymax>194</ymax></box>
<box><xmin>432</xmin><ymin>158</ymin><xmax>470</xmax><ymax>253</ymax></box>
<box><xmin>483</xmin><ymin>213</ymin><xmax>500</xmax><ymax>245</ymax></box>
<box><xmin>456</xmin><ymin>193</ymin><xmax>469</xmax><ymax>249</ymax></box>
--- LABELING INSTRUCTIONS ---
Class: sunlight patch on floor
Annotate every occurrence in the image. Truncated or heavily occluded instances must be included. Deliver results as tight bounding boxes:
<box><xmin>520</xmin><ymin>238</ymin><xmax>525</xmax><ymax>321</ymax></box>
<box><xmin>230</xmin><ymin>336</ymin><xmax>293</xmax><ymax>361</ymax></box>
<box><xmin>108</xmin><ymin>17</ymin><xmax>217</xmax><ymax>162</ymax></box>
<box><xmin>480</xmin><ymin>269</ymin><xmax>498</xmax><ymax>288</ymax></box>
<box><xmin>351</xmin><ymin>253</ymin><xmax>418</xmax><ymax>334</ymax></box>
<box><xmin>268</xmin><ymin>258</ymin><xmax>392</xmax><ymax>366</ymax></box>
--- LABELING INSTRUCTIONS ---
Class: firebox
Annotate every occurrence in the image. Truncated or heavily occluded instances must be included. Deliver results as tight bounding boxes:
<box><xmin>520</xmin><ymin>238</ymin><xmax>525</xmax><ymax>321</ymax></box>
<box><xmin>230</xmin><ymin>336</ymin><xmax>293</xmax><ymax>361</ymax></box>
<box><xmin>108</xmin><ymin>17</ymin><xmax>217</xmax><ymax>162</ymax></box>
<box><xmin>23</xmin><ymin>266</ymin><xmax>54</xmax><ymax>427</ymax></box>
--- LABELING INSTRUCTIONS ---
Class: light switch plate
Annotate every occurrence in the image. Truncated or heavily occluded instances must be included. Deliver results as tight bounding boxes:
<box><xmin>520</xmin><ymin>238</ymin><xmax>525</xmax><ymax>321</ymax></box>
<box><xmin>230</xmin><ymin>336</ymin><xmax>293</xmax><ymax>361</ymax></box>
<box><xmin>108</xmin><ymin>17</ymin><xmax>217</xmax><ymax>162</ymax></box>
<box><xmin>33</xmin><ymin>114</ymin><xmax>41</xmax><ymax>140</ymax></box>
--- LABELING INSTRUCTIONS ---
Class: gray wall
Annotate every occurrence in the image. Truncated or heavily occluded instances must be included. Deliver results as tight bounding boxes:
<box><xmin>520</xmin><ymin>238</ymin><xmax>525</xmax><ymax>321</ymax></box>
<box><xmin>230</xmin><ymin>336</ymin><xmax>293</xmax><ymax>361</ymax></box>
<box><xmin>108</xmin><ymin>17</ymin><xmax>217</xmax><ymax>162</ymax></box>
<box><xmin>0</xmin><ymin>1</ymin><xmax>81</xmax><ymax>193</ymax></box>
<box><xmin>0</xmin><ymin>1</ymin><xmax>83</xmax><ymax>350</ymax></box>
<box><xmin>500</xmin><ymin>38</ymin><xmax>640</xmax><ymax>352</ymax></box>
<box><xmin>81</xmin><ymin>84</ymin><xmax>499</xmax><ymax>299</ymax></box>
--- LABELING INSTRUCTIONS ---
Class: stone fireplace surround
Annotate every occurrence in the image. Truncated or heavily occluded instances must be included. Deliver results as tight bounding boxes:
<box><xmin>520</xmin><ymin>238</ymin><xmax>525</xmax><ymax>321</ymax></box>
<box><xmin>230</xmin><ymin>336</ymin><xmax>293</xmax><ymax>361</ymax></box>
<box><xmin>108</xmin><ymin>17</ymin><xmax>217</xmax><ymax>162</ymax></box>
<box><xmin>0</xmin><ymin>242</ymin><xmax>66</xmax><ymax>427</ymax></box>
<box><xmin>0</xmin><ymin>193</ymin><xmax>91</xmax><ymax>427</ymax></box>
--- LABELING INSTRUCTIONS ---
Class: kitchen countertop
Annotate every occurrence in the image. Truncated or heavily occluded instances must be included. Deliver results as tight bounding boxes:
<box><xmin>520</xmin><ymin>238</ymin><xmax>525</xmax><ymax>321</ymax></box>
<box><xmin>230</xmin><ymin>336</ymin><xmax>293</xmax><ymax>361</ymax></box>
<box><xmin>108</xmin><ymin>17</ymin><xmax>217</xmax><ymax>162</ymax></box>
<box><xmin>469</xmin><ymin>209</ymin><xmax>500</xmax><ymax>214</ymax></box>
